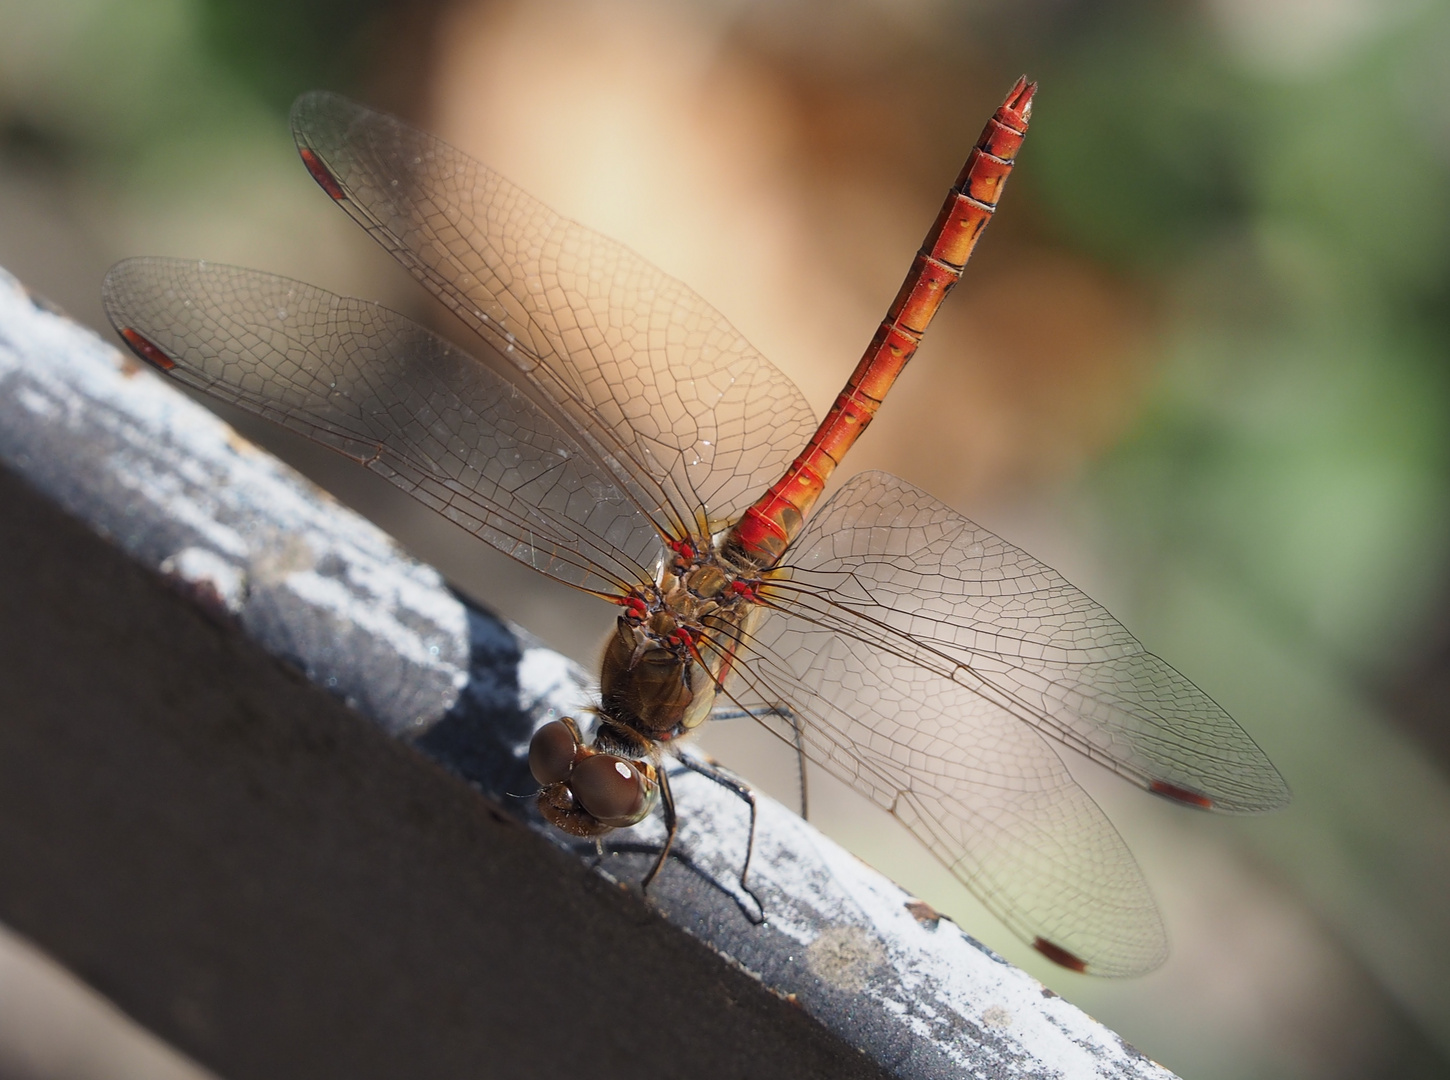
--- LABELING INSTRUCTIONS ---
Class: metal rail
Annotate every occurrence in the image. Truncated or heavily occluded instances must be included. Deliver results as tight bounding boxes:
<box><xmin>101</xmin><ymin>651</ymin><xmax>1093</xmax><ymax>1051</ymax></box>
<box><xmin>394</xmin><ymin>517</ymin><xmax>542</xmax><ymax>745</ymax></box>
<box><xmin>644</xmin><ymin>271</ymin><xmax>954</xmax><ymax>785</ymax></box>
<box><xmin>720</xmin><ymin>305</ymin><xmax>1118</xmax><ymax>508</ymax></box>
<box><xmin>0</xmin><ymin>265</ymin><xmax>1177</xmax><ymax>1080</ymax></box>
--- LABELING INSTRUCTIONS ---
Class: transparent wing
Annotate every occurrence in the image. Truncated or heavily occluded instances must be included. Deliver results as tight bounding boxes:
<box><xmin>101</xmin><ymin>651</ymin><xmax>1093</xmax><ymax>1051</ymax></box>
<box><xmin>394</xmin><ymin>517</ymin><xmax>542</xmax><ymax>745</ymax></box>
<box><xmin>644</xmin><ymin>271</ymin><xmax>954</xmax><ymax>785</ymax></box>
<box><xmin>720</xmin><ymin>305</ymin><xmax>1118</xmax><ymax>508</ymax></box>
<box><xmin>102</xmin><ymin>258</ymin><xmax>664</xmax><ymax>596</ymax></box>
<box><xmin>721</xmin><ymin>628</ymin><xmax>1167</xmax><ymax>976</ymax></box>
<box><xmin>757</xmin><ymin>470</ymin><xmax>1290</xmax><ymax>813</ymax></box>
<box><xmin>290</xmin><ymin>91</ymin><xmax>818</xmax><ymax>536</ymax></box>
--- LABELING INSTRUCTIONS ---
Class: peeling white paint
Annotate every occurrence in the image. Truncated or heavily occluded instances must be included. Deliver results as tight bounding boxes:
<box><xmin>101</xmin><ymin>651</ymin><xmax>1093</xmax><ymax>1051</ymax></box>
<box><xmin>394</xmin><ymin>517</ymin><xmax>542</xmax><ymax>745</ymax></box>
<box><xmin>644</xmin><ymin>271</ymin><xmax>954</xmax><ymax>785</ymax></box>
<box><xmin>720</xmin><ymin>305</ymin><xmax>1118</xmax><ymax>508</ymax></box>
<box><xmin>159</xmin><ymin>546</ymin><xmax>247</xmax><ymax>613</ymax></box>
<box><xmin>0</xmin><ymin>271</ymin><xmax>472</xmax><ymax>734</ymax></box>
<box><xmin>518</xmin><ymin>646</ymin><xmax>593</xmax><ymax>722</ymax></box>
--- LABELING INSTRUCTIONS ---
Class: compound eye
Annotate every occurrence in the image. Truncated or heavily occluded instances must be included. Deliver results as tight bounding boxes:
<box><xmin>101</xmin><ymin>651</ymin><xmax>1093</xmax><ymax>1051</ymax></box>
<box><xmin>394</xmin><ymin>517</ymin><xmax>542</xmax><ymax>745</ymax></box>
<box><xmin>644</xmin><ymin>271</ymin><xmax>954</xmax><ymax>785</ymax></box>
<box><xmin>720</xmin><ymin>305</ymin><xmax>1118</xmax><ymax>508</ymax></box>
<box><xmin>571</xmin><ymin>755</ymin><xmax>650</xmax><ymax>827</ymax></box>
<box><xmin>528</xmin><ymin>720</ymin><xmax>580</xmax><ymax>786</ymax></box>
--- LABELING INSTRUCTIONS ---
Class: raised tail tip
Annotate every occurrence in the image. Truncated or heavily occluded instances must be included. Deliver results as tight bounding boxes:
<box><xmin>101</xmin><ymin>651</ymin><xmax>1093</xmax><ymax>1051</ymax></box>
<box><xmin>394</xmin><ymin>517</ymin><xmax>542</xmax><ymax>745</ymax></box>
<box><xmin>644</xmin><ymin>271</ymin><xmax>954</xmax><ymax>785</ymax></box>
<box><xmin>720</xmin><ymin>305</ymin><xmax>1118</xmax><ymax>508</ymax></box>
<box><xmin>1000</xmin><ymin>76</ymin><xmax>1037</xmax><ymax>123</ymax></box>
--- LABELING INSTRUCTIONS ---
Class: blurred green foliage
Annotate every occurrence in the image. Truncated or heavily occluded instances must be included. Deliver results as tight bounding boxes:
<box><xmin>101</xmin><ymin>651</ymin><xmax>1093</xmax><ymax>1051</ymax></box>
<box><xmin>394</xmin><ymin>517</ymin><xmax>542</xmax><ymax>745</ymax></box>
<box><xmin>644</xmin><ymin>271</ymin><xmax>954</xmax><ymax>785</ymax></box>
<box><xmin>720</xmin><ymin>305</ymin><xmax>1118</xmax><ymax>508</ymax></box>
<box><xmin>1028</xmin><ymin>3</ymin><xmax>1450</xmax><ymax>676</ymax></box>
<box><xmin>197</xmin><ymin>0</ymin><xmax>393</xmax><ymax>111</ymax></box>
<box><xmin>0</xmin><ymin>0</ymin><xmax>387</xmax><ymax>174</ymax></box>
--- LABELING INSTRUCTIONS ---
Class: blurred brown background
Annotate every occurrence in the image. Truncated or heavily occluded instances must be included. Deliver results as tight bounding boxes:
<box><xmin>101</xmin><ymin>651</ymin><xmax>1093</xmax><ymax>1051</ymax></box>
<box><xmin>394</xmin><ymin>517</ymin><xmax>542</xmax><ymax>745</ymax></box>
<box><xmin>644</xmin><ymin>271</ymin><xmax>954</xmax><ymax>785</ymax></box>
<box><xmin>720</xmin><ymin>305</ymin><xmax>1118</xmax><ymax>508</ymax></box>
<box><xmin>3</xmin><ymin>0</ymin><xmax>1450</xmax><ymax>1077</ymax></box>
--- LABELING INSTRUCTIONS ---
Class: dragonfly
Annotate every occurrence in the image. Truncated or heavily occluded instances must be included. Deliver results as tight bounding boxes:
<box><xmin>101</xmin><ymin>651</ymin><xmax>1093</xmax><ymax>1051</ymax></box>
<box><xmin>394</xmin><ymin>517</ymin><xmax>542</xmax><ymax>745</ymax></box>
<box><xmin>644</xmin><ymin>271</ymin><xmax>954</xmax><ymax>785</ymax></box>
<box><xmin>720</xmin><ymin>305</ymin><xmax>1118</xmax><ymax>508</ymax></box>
<box><xmin>102</xmin><ymin>78</ymin><xmax>1289</xmax><ymax>978</ymax></box>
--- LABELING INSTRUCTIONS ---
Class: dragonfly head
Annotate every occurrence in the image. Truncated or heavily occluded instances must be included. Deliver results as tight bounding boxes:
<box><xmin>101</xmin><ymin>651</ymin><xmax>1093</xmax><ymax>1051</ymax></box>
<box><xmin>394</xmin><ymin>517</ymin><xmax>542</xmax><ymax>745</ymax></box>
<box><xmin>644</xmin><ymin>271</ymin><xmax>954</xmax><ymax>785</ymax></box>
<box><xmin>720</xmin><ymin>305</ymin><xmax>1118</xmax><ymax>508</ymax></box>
<box><xmin>529</xmin><ymin>718</ymin><xmax>659</xmax><ymax>835</ymax></box>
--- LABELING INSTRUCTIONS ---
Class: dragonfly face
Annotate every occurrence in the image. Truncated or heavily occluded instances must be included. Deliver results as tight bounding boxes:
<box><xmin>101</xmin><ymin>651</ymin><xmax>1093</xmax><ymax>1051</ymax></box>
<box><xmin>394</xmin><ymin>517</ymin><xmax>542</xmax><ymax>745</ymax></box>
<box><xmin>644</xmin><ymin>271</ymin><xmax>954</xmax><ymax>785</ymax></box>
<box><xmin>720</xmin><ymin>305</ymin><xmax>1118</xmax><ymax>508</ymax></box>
<box><xmin>529</xmin><ymin>716</ymin><xmax>660</xmax><ymax>836</ymax></box>
<box><xmin>103</xmin><ymin>78</ymin><xmax>1290</xmax><ymax>977</ymax></box>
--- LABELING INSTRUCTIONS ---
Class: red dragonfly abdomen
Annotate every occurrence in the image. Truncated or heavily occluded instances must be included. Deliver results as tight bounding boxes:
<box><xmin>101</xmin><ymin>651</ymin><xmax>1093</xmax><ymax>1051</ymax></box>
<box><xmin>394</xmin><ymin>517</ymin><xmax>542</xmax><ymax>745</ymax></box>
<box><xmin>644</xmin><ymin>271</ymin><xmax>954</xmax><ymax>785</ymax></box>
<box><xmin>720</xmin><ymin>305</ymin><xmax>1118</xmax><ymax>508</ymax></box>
<box><xmin>726</xmin><ymin>77</ymin><xmax>1036</xmax><ymax>567</ymax></box>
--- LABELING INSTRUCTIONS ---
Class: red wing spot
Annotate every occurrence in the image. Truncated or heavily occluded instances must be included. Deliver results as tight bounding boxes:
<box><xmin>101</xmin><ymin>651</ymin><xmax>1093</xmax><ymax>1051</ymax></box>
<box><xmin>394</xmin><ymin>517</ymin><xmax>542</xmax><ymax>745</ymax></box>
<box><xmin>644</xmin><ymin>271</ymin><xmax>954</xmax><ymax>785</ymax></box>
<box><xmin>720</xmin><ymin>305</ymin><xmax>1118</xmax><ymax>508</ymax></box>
<box><xmin>119</xmin><ymin>327</ymin><xmax>176</xmax><ymax>371</ymax></box>
<box><xmin>1032</xmin><ymin>937</ymin><xmax>1088</xmax><ymax>973</ymax></box>
<box><xmin>298</xmin><ymin>147</ymin><xmax>347</xmax><ymax>202</ymax></box>
<box><xmin>1150</xmin><ymin>780</ymin><xmax>1215</xmax><ymax>809</ymax></box>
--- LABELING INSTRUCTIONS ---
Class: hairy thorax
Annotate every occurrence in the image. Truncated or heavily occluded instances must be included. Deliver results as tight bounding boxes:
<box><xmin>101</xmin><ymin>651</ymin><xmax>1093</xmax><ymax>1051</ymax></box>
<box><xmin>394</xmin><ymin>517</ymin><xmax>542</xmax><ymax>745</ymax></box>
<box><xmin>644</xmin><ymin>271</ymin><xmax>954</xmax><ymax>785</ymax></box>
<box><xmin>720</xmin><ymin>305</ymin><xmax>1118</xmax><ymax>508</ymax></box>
<box><xmin>599</xmin><ymin>535</ymin><xmax>770</xmax><ymax>746</ymax></box>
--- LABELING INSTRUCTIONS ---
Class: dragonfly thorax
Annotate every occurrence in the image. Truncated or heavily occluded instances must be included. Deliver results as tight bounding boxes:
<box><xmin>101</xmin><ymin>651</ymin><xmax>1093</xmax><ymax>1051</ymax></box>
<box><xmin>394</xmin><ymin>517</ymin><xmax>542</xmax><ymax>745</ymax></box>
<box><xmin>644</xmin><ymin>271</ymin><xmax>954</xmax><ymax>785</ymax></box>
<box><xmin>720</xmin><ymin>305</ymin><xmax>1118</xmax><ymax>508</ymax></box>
<box><xmin>598</xmin><ymin>536</ymin><xmax>762</xmax><ymax>744</ymax></box>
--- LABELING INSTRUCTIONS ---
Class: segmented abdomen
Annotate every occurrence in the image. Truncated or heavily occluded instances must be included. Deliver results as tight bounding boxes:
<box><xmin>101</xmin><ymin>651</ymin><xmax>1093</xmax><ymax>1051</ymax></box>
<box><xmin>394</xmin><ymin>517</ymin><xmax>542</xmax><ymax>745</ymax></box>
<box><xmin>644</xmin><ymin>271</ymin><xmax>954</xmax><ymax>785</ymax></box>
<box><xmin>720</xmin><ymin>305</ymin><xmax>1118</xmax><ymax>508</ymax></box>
<box><xmin>727</xmin><ymin>77</ymin><xmax>1036</xmax><ymax>567</ymax></box>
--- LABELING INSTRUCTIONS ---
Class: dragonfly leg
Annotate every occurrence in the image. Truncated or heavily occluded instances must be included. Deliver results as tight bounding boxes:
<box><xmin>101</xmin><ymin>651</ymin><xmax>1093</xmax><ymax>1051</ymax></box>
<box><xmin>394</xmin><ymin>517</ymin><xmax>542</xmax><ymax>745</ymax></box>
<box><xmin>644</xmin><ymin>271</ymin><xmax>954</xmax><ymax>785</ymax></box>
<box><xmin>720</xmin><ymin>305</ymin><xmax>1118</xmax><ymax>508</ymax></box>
<box><xmin>642</xmin><ymin>764</ymin><xmax>678</xmax><ymax>892</ymax></box>
<box><xmin>710</xmin><ymin>704</ymin><xmax>785</xmax><ymax>721</ymax></box>
<box><xmin>791</xmin><ymin>717</ymin><xmax>810</xmax><ymax>822</ymax></box>
<box><xmin>707</xmin><ymin>703</ymin><xmax>809</xmax><ymax>819</ymax></box>
<box><xmin>674</xmin><ymin>754</ymin><xmax>765</xmax><ymax>923</ymax></box>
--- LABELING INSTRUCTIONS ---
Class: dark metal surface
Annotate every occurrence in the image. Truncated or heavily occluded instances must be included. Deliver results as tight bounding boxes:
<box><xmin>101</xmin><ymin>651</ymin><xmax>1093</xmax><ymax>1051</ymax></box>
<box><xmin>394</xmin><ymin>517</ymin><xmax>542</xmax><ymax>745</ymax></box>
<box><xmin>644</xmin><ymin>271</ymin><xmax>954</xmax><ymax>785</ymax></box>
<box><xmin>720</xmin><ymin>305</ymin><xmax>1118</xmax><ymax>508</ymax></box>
<box><xmin>0</xmin><ymin>266</ymin><xmax>1177</xmax><ymax>1079</ymax></box>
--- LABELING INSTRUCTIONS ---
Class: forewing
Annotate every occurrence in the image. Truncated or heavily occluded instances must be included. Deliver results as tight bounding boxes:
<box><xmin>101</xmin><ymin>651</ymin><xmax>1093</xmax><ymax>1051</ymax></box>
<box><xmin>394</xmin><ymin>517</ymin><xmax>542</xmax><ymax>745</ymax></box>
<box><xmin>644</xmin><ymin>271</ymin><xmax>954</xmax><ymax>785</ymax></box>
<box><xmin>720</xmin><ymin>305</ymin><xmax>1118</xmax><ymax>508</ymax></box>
<box><xmin>762</xmin><ymin>471</ymin><xmax>1290</xmax><ymax>813</ymax></box>
<box><xmin>721</xmin><ymin>627</ymin><xmax>1167</xmax><ymax>976</ymax></box>
<box><xmin>102</xmin><ymin>257</ymin><xmax>663</xmax><ymax>595</ymax></box>
<box><xmin>290</xmin><ymin>91</ymin><xmax>818</xmax><ymax>534</ymax></box>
